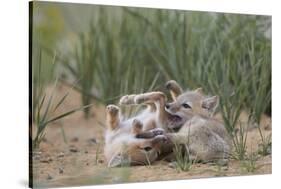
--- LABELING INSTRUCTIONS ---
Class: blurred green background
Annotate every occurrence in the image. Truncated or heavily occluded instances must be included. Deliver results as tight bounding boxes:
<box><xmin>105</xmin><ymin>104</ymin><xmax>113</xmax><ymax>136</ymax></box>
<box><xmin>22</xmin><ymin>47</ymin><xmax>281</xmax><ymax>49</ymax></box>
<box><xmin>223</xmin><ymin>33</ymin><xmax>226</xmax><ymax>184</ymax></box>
<box><xmin>31</xmin><ymin>1</ymin><xmax>271</xmax><ymax>135</ymax></box>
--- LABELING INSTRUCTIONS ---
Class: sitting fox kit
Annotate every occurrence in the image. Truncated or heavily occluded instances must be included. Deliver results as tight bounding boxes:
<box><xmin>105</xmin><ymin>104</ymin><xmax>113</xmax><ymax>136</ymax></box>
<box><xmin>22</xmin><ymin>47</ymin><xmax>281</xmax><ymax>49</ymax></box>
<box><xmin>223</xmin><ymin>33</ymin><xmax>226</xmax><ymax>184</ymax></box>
<box><xmin>164</xmin><ymin>81</ymin><xmax>231</xmax><ymax>161</ymax></box>
<box><xmin>104</xmin><ymin>80</ymin><xmax>231</xmax><ymax>167</ymax></box>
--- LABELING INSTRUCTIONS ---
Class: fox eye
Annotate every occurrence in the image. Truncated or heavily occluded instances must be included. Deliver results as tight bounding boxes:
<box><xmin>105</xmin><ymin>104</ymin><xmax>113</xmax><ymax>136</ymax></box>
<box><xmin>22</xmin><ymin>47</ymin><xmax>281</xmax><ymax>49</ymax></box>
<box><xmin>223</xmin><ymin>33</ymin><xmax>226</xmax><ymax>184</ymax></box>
<box><xmin>182</xmin><ymin>103</ymin><xmax>191</xmax><ymax>109</ymax></box>
<box><xmin>143</xmin><ymin>146</ymin><xmax>152</xmax><ymax>151</ymax></box>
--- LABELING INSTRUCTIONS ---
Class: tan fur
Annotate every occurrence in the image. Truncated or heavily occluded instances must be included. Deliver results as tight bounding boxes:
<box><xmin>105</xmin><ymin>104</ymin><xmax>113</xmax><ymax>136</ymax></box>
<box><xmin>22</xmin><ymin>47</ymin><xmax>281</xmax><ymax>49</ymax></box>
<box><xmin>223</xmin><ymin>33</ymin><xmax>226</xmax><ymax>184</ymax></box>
<box><xmin>105</xmin><ymin>80</ymin><xmax>232</xmax><ymax>166</ymax></box>
<box><xmin>166</xmin><ymin>116</ymin><xmax>231</xmax><ymax>161</ymax></box>
<box><xmin>164</xmin><ymin>81</ymin><xmax>232</xmax><ymax>162</ymax></box>
<box><xmin>119</xmin><ymin>91</ymin><xmax>170</xmax><ymax>131</ymax></box>
<box><xmin>105</xmin><ymin>90</ymin><xmax>174</xmax><ymax>167</ymax></box>
<box><xmin>104</xmin><ymin>104</ymin><xmax>166</xmax><ymax>167</ymax></box>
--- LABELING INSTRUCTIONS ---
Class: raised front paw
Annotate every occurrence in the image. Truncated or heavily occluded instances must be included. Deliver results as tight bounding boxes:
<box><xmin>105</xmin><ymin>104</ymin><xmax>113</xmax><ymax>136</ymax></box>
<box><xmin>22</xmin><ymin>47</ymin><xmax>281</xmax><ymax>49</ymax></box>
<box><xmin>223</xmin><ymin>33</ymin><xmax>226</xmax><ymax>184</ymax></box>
<box><xmin>119</xmin><ymin>95</ymin><xmax>130</xmax><ymax>105</ymax></box>
<box><xmin>106</xmin><ymin>104</ymin><xmax>119</xmax><ymax>115</ymax></box>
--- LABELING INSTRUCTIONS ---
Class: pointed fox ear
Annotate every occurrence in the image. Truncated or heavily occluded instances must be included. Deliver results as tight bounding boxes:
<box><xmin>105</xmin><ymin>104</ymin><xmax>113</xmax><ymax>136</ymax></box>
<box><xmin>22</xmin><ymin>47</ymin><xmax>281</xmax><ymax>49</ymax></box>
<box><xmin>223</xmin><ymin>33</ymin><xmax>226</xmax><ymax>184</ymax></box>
<box><xmin>202</xmin><ymin>96</ymin><xmax>219</xmax><ymax>112</ymax></box>
<box><xmin>195</xmin><ymin>88</ymin><xmax>204</xmax><ymax>95</ymax></box>
<box><xmin>108</xmin><ymin>154</ymin><xmax>130</xmax><ymax>167</ymax></box>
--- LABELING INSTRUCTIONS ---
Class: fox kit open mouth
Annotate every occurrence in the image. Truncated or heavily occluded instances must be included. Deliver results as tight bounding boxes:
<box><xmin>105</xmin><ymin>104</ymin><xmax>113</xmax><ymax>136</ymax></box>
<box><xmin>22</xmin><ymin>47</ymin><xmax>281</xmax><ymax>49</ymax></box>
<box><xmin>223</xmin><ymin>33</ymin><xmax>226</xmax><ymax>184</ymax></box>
<box><xmin>166</xmin><ymin>111</ymin><xmax>184</xmax><ymax>131</ymax></box>
<box><xmin>167</xmin><ymin>113</ymin><xmax>182</xmax><ymax>122</ymax></box>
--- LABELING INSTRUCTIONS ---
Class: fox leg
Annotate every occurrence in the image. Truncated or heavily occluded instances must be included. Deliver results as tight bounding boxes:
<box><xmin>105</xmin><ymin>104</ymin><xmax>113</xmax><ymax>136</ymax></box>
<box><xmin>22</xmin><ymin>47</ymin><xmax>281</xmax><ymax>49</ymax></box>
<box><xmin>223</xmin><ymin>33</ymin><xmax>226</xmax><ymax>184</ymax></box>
<box><xmin>119</xmin><ymin>94</ymin><xmax>156</xmax><ymax>112</ymax></box>
<box><xmin>119</xmin><ymin>94</ymin><xmax>137</xmax><ymax>105</ymax></box>
<box><xmin>164</xmin><ymin>133</ymin><xmax>199</xmax><ymax>161</ymax></box>
<box><xmin>120</xmin><ymin>92</ymin><xmax>168</xmax><ymax>130</ymax></box>
<box><xmin>131</xmin><ymin>119</ymin><xmax>143</xmax><ymax>135</ymax></box>
<box><xmin>166</xmin><ymin>129</ymin><xmax>230</xmax><ymax>162</ymax></box>
<box><xmin>136</xmin><ymin>128</ymin><xmax>165</xmax><ymax>139</ymax></box>
<box><xmin>165</xmin><ymin>80</ymin><xmax>183</xmax><ymax>101</ymax></box>
<box><xmin>133</xmin><ymin>91</ymin><xmax>165</xmax><ymax>104</ymax></box>
<box><xmin>134</xmin><ymin>92</ymin><xmax>168</xmax><ymax>130</ymax></box>
<box><xmin>106</xmin><ymin>104</ymin><xmax>120</xmax><ymax>130</ymax></box>
<box><xmin>165</xmin><ymin>133</ymin><xmax>188</xmax><ymax>145</ymax></box>
<box><xmin>131</xmin><ymin>118</ymin><xmax>165</xmax><ymax>139</ymax></box>
<box><xmin>144</xmin><ymin>119</ymin><xmax>157</xmax><ymax>131</ymax></box>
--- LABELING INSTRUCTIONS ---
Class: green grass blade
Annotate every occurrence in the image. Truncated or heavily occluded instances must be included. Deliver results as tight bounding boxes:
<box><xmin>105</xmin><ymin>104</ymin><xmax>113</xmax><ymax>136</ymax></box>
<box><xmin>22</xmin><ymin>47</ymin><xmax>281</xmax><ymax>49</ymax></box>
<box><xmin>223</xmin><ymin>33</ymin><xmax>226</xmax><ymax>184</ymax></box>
<box><xmin>45</xmin><ymin>103</ymin><xmax>94</xmax><ymax>125</ymax></box>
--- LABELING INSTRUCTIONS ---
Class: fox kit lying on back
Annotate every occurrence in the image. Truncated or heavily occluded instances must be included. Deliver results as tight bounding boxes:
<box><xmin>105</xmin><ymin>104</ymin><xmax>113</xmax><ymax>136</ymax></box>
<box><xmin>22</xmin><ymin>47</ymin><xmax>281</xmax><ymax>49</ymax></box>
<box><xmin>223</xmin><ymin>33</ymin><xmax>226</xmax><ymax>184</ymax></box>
<box><xmin>104</xmin><ymin>103</ymin><xmax>167</xmax><ymax>167</ymax></box>
<box><xmin>105</xmin><ymin>89</ymin><xmax>184</xmax><ymax>167</ymax></box>
<box><xmin>163</xmin><ymin>80</ymin><xmax>232</xmax><ymax>161</ymax></box>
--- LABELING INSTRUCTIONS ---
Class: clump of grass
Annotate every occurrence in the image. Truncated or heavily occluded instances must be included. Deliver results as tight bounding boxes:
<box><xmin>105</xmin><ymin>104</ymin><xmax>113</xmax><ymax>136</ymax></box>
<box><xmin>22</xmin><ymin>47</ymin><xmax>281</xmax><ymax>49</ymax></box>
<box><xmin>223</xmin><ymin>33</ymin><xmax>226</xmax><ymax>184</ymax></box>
<box><xmin>173</xmin><ymin>143</ymin><xmax>195</xmax><ymax>172</ymax></box>
<box><xmin>240</xmin><ymin>151</ymin><xmax>258</xmax><ymax>173</ymax></box>
<box><xmin>232</xmin><ymin>123</ymin><xmax>248</xmax><ymax>160</ymax></box>
<box><xmin>62</xmin><ymin>32</ymin><xmax>98</xmax><ymax>119</ymax></box>
<box><xmin>32</xmin><ymin>50</ymin><xmax>93</xmax><ymax>149</ymax></box>
<box><xmin>32</xmin><ymin>47</ymin><xmax>54</xmax><ymax>123</ymax></box>
<box><xmin>33</xmin><ymin>78</ymin><xmax>93</xmax><ymax>149</ymax></box>
<box><xmin>257</xmin><ymin>127</ymin><xmax>272</xmax><ymax>156</ymax></box>
<box><xmin>246</xmin><ymin>34</ymin><xmax>271</xmax><ymax>122</ymax></box>
<box><xmin>144</xmin><ymin>152</ymin><xmax>152</xmax><ymax>168</ymax></box>
<box><xmin>61</xmin><ymin>7</ymin><xmax>161</xmax><ymax>118</ymax></box>
<box><xmin>214</xmin><ymin>163</ymin><xmax>227</xmax><ymax>177</ymax></box>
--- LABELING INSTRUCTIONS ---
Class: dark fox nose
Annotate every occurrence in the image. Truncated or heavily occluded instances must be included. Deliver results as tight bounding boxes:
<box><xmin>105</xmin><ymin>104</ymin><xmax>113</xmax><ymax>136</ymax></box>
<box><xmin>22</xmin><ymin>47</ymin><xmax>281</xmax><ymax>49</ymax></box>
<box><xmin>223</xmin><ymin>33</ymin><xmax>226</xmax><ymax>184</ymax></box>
<box><xmin>165</xmin><ymin>104</ymin><xmax>170</xmax><ymax>109</ymax></box>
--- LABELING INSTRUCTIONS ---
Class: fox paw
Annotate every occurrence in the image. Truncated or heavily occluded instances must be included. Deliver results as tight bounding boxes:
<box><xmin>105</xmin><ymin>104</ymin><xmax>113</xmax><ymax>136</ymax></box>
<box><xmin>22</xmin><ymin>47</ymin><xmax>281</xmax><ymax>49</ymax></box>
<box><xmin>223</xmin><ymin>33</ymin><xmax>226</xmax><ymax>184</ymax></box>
<box><xmin>119</xmin><ymin>95</ymin><xmax>134</xmax><ymax>105</ymax></box>
<box><xmin>150</xmin><ymin>128</ymin><xmax>165</xmax><ymax>136</ymax></box>
<box><xmin>106</xmin><ymin>105</ymin><xmax>119</xmax><ymax>115</ymax></box>
<box><xmin>165</xmin><ymin>80</ymin><xmax>178</xmax><ymax>90</ymax></box>
<box><xmin>152</xmin><ymin>135</ymin><xmax>169</xmax><ymax>144</ymax></box>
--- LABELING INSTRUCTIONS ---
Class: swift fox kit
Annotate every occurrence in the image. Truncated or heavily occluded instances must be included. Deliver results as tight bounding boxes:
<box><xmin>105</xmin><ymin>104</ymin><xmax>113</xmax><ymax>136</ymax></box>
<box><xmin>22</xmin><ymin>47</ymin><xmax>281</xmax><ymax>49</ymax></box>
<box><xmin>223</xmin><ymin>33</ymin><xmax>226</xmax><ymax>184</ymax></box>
<box><xmin>163</xmin><ymin>80</ymin><xmax>232</xmax><ymax>161</ymax></box>
<box><xmin>104</xmin><ymin>104</ymin><xmax>167</xmax><ymax>167</ymax></box>
<box><xmin>105</xmin><ymin>90</ymin><xmax>178</xmax><ymax>167</ymax></box>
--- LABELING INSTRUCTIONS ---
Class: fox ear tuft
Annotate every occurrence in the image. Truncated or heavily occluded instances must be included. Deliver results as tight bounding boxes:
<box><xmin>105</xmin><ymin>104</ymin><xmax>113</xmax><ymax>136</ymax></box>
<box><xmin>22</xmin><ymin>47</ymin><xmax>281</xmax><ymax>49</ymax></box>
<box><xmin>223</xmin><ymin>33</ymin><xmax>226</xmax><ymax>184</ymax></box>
<box><xmin>202</xmin><ymin>96</ymin><xmax>219</xmax><ymax>112</ymax></box>
<box><xmin>195</xmin><ymin>88</ymin><xmax>204</xmax><ymax>95</ymax></box>
<box><xmin>108</xmin><ymin>154</ymin><xmax>130</xmax><ymax>167</ymax></box>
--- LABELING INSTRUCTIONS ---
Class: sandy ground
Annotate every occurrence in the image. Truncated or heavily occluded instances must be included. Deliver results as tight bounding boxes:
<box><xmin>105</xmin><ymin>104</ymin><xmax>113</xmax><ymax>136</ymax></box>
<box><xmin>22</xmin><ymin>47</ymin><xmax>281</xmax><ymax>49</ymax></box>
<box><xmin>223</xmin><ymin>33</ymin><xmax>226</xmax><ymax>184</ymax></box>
<box><xmin>31</xmin><ymin>84</ymin><xmax>272</xmax><ymax>188</ymax></box>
